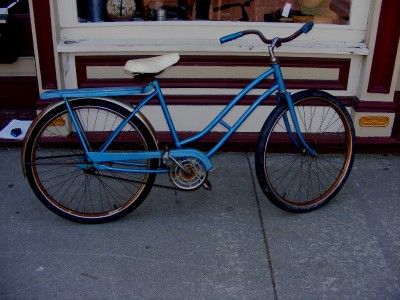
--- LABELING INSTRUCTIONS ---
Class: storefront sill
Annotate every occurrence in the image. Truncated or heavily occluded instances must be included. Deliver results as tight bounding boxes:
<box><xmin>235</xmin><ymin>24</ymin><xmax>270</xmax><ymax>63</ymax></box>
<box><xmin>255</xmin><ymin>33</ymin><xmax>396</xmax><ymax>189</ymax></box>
<box><xmin>57</xmin><ymin>39</ymin><xmax>369</xmax><ymax>56</ymax></box>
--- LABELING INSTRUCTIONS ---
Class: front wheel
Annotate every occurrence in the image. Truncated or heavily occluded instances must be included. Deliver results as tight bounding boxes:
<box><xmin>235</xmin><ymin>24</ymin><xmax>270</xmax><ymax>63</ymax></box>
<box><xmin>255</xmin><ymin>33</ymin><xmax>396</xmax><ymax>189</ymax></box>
<box><xmin>255</xmin><ymin>90</ymin><xmax>355</xmax><ymax>212</ymax></box>
<box><xmin>23</xmin><ymin>98</ymin><xmax>158</xmax><ymax>223</ymax></box>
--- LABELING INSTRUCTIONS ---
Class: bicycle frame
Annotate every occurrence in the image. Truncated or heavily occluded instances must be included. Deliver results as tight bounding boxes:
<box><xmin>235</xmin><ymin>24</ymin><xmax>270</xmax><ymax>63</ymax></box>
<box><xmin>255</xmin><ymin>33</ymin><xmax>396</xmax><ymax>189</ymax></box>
<box><xmin>26</xmin><ymin>22</ymin><xmax>357</xmax><ymax>222</ymax></box>
<box><xmin>41</xmin><ymin>61</ymin><xmax>314</xmax><ymax>174</ymax></box>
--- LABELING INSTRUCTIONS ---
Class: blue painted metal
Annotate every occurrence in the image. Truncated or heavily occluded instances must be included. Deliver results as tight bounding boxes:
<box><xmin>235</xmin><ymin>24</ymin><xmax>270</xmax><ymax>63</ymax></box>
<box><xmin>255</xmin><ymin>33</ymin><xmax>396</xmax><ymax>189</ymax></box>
<box><xmin>219</xmin><ymin>120</ymin><xmax>231</xmax><ymax>130</ymax></box>
<box><xmin>108</xmin><ymin>160</ymin><xmax>148</xmax><ymax>167</ymax></box>
<box><xmin>282</xmin><ymin>114</ymin><xmax>301</xmax><ymax>149</ymax></box>
<box><xmin>207</xmin><ymin>84</ymin><xmax>279</xmax><ymax>157</ymax></box>
<box><xmin>95</xmin><ymin>165</ymin><xmax>169</xmax><ymax>174</ymax></box>
<box><xmin>301</xmin><ymin>22</ymin><xmax>314</xmax><ymax>34</ymax></box>
<box><xmin>99</xmin><ymin>91</ymin><xmax>158</xmax><ymax>152</ymax></box>
<box><xmin>63</xmin><ymin>98</ymin><xmax>91</xmax><ymax>153</ymax></box>
<box><xmin>152</xmin><ymin>81</ymin><xmax>181</xmax><ymax>148</ymax></box>
<box><xmin>272</xmin><ymin>64</ymin><xmax>285</xmax><ymax>92</ymax></box>
<box><xmin>79</xmin><ymin>163</ymin><xmax>168</xmax><ymax>174</ymax></box>
<box><xmin>276</xmin><ymin>92</ymin><xmax>301</xmax><ymax>149</ymax></box>
<box><xmin>274</xmin><ymin>65</ymin><xmax>302</xmax><ymax>149</ymax></box>
<box><xmin>88</xmin><ymin>150</ymin><xmax>162</xmax><ymax>162</ymax></box>
<box><xmin>41</xmin><ymin>85</ymin><xmax>153</xmax><ymax>100</ymax></box>
<box><xmin>180</xmin><ymin>68</ymin><xmax>275</xmax><ymax>147</ymax></box>
<box><xmin>48</xmin><ymin>48</ymin><xmax>320</xmax><ymax>177</ymax></box>
<box><xmin>220</xmin><ymin>31</ymin><xmax>244</xmax><ymax>44</ymax></box>
<box><xmin>170</xmin><ymin>149</ymin><xmax>214</xmax><ymax>171</ymax></box>
<box><xmin>272</xmin><ymin>63</ymin><xmax>316</xmax><ymax>156</ymax></box>
<box><xmin>86</xmin><ymin>148</ymin><xmax>214</xmax><ymax>171</ymax></box>
<box><xmin>283</xmin><ymin>92</ymin><xmax>316</xmax><ymax>156</ymax></box>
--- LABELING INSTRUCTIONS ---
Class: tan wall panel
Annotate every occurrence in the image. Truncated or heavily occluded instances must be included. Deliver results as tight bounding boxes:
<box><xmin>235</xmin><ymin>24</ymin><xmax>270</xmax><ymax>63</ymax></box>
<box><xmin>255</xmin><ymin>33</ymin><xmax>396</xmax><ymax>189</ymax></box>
<box><xmin>86</xmin><ymin>65</ymin><xmax>339</xmax><ymax>81</ymax></box>
<box><xmin>354</xmin><ymin>112</ymin><xmax>395</xmax><ymax>137</ymax></box>
<box><xmin>0</xmin><ymin>58</ymin><xmax>36</xmax><ymax>77</ymax></box>
<box><xmin>396</xmin><ymin>67</ymin><xmax>400</xmax><ymax>91</ymax></box>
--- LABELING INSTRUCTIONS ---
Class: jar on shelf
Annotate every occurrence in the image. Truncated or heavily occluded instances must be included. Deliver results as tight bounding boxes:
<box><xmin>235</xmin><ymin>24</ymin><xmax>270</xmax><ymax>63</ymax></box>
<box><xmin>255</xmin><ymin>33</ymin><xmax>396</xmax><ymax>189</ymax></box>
<box><xmin>106</xmin><ymin>0</ymin><xmax>136</xmax><ymax>21</ymax></box>
<box><xmin>87</xmin><ymin>0</ymin><xmax>105</xmax><ymax>22</ymax></box>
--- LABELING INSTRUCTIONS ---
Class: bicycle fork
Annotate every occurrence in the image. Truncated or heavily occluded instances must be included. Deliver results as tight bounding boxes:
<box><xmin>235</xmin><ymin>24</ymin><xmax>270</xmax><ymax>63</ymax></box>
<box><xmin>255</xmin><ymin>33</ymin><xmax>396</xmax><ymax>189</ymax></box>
<box><xmin>272</xmin><ymin>64</ymin><xmax>316</xmax><ymax>157</ymax></box>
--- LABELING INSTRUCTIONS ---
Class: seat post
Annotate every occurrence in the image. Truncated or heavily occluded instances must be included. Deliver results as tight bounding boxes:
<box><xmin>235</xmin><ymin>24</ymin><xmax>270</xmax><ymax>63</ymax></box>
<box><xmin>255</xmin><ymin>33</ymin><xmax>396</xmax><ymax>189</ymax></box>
<box><xmin>135</xmin><ymin>73</ymin><xmax>158</xmax><ymax>84</ymax></box>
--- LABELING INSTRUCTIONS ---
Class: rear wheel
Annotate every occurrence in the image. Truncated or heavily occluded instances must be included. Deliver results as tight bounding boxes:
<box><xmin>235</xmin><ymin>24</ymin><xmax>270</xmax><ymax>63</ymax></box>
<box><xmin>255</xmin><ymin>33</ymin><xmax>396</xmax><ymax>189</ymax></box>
<box><xmin>23</xmin><ymin>98</ymin><xmax>158</xmax><ymax>223</ymax></box>
<box><xmin>255</xmin><ymin>90</ymin><xmax>355</xmax><ymax>212</ymax></box>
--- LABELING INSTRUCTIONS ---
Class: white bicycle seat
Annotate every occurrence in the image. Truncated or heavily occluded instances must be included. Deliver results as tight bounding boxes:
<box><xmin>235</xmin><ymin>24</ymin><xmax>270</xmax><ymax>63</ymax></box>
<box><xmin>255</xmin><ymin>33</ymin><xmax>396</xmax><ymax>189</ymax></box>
<box><xmin>124</xmin><ymin>53</ymin><xmax>180</xmax><ymax>74</ymax></box>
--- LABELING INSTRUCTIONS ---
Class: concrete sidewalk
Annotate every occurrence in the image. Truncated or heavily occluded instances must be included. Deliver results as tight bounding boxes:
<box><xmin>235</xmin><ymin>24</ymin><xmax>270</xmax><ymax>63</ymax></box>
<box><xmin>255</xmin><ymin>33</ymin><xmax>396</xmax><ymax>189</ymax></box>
<box><xmin>0</xmin><ymin>147</ymin><xmax>399</xmax><ymax>299</ymax></box>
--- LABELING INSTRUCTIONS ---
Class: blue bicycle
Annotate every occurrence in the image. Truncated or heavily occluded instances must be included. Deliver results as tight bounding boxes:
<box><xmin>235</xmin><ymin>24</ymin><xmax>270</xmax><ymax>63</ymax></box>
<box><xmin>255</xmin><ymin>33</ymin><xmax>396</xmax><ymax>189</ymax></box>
<box><xmin>22</xmin><ymin>23</ymin><xmax>355</xmax><ymax>223</ymax></box>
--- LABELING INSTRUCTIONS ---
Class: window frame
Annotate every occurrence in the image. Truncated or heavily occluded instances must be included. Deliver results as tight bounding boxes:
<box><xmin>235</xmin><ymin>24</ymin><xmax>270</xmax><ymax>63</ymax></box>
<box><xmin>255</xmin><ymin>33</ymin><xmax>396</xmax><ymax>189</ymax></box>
<box><xmin>55</xmin><ymin>0</ymin><xmax>371</xmax><ymax>55</ymax></box>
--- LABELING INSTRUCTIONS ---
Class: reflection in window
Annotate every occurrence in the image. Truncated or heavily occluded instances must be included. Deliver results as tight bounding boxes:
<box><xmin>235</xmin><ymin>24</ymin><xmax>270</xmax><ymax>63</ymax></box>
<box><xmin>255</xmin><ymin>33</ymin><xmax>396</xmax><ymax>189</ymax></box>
<box><xmin>78</xmin><ymin>0</ymin><xmax>351</xmax><ymax>24</ymax></box>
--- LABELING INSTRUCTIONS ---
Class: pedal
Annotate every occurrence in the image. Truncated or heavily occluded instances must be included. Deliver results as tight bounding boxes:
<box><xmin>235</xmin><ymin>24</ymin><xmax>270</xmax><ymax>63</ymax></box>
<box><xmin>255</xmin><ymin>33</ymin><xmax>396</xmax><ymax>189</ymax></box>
<box><xmin>203</xmin><ymin>180</ymin><xmax>212</xmax><ymax>191</ymax></box>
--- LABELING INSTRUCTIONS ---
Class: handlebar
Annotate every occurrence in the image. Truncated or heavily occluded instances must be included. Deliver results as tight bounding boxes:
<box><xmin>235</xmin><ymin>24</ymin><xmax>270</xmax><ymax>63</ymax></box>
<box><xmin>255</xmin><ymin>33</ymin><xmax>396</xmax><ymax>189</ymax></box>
<box><xmin>219</xmin><ymin>22</ymin><xmax>314</xmax><ymax>47</ymax></box>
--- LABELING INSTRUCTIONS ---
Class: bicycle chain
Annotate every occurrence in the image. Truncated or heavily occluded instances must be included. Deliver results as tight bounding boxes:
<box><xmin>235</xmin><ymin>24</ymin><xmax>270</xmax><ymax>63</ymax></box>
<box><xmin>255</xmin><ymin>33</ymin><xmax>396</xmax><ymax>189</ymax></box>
<box><xmin>95</xmin><ymin>171</ymin><xmax>212</xmax><ymax>192</ymax></box>
<box><xmin>94</xmin><ymin>172</ymin><xmax>185</xmax><ymax>191</ymax></box>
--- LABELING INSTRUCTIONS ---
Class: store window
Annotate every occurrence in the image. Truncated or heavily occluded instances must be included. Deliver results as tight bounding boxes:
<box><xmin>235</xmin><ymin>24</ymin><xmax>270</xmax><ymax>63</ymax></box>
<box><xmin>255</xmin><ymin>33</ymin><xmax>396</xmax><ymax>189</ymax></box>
<box><xmin>77</xmin><ymin>0</ymin><xmax>351</xmax><ymax>25</ymax></box>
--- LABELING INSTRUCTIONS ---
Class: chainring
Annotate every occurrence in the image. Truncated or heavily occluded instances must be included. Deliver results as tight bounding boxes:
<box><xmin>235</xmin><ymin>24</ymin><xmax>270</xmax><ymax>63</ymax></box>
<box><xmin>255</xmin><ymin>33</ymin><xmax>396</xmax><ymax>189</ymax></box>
<box><xmin>169</xmin><ymin>157</ymin><xmax>208</xmax><ymax>191</ymax></box>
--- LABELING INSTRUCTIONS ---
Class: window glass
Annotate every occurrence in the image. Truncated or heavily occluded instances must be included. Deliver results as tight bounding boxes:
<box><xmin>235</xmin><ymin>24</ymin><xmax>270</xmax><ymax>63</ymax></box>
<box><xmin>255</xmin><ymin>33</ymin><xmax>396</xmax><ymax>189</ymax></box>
<box><xmin>78</xmin><ymin>0</ymin><xmax>351</xmax><ymax>25</ymax></box>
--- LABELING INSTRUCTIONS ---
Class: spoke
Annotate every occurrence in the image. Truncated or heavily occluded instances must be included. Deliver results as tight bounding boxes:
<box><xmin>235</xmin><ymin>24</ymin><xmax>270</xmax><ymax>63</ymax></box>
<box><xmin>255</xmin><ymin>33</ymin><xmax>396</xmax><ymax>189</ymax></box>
<box><xmin>92</xmin><ymin>108</ymin><xmax>99</xmax><ymax>133</ymax></box>
<box><xmin>95</xmin><ymin>171</ymin><xmax>147</xmax><ymax>185</ymax></box>
<box><xmin>278</xmin><ymin>155</ymin><xmax>305</xmax><ymax>199</ymax></box>
<box><xmin>29</xmin><ymin>103</ymin><xmax>154</xmax><ymax>219</ymax></box>
<box><xmin>66</xmin><ymin>174</ymin><xmax>86</xmax><ymax>209</ymax></box>
<box><xmin>44</xmin><ymin>168</ymin><xmax>81</xmax><ymax>192</ymax></box>
<box><xmin>320</xmin><ymin>109</ymin><xmax>337</xmax><ymax>133</ymax></box>
<box><xmin>306</xmin><ymin>157</ymin><xmax>313</xmax><ymax>201</ymax></box>
<box><xmin>310</xmin><ymin>158</ymin><xmax>324</xmax><ymax>197</ymax></box>
<box><xmin>74</xmin><ymin>175</ymin><xmax>88</xmax><ymax>211</ymax></box>
<box><xmin>317</xmin><ymin>107</ymin><xmax>329</xmax><ymax>134</ymax></box>
<box><xmin>110</xmin><ymin>114</ymin><xmax>119</xmax><ymax>133</ymax></box>
<box><xmin>96</xmin><ymin>174</ymin><xmax>105</xmax><ymax>213</ymax></box>
<box><xmin>304</xmin><ymin>106</ymin><xmax>316</xmax><ymax>133</ymax></box>
<box><xmin>276</xmin><ymin>120</ymin><xmax>288</xmax><ymax>132</ymax></box>
<box><xmin>267</xmin><ymin>153</ymin><xmax>299</xmax><ymax>174</ymax></box>
<box><xmin>318</xmin><ymin>155</ymin><xmax>343</xmax><ymax>173</ymax></box>
<box><xmin>99</xmin><ymin>176</ymin><xmax>135</xmax><ymax>202</ymax></box>
<box><xmin>28</xmin><ymin>160</ymin><xmax>83</xmax><ymax>166</ymax></box>
<box><xmin>323</xmin><ymin>116</ymin><xmax>341</xmax><ymax>133</ymax></box>
<box><xmin>296</xmin><ymin>106</ymin><xmax>307</xmax><ymax>133</ymax></box>
<box><xmin>269</xmin><ymin>154</ymin><xmax>303</xmax><ymax>185</ymax></box>
<box><xmin>96</xmin><ymin>176</ymin><xmax>125</xmax><ymax>210</ymax></box>
<box><xmin>39</xmin><ymin>168</ymin><xmax>79</xmax><ymax>183</ymax></box>
<box><xmin>266</xmin><ymin>153</ymin><xmax>297</xmax><ymax>171</ymax></box>
<box><xmin>313</xmin><ymin>157</ymin><xmax>338</xmax><ymax>189</ymax></box>
<box><xmin>108</xmin><ymin>171</ymin><xmax>142</xmax><ymax>195</ymax></box>
<box><xmin>94</xmin><ymin>176</ymin><xmax>115</xmax><ymax>211</ymax></box>
<box><xmin>293</xmin><ymin>156</ymin><xmax>305</xmax><ymax>202</ymax></box>
<box><xmin>57</xmin><ymin>172</ymin><xmax>82</xmax><ymax>205</ymax></box>
<box><xmin>34</xmin><ymin>163</ymin><xmax>76</xmax><ymax>174</ymax></box>
<box><xmin>103</xmin><ymin>111</ymin><xmax>110</xmax><ymax>132</ymax></box>
<box><xmin>86</xmin><ymin>108</ymin><xmax>90</xmax><ymax>132</ymax></box>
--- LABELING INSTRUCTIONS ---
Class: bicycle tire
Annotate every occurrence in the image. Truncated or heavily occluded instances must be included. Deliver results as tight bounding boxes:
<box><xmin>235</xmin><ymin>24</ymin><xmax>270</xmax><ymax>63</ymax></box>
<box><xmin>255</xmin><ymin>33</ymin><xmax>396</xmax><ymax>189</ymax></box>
<box><xmin>255</xmin><ymin>90</ymin><xmax>355</xmax><ymax>212</ymax></box>
<box><xmin>23</xmin><ymin>98</ymin><xmax>158</xmax><ymax>223</ymax></box>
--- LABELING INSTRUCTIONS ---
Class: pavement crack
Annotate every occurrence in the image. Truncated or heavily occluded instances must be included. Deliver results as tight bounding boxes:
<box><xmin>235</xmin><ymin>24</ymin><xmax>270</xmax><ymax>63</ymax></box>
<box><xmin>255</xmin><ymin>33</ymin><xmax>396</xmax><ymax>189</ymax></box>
<box><xmin>81</xmin><ymin>273</ymin><xmax>98</xmax><ymax>280</ymax></box>
<box><xmin>246</xmin><ymin>154</ymin><xmax>278</xmax><ymax>300</ymax></box>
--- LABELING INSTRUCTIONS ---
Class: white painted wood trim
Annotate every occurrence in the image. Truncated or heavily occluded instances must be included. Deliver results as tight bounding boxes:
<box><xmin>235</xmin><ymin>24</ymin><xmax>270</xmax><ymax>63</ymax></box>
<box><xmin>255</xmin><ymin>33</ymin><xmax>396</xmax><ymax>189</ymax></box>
<box><xmin>55</xmin><ymin>0</ymin><xmax>371</xmax><ymax>56</ymax></box>
<box><xmin>28</xmin><ymin>0</ymin><xmax>62</xmax><ymax>92</ymax></box>
<box><xmin>28</xmin><ymin>0</ymin><xmax>42</xmax><ymax>92</ymax></box>
<box><xmin>49</xmin><ymin>0</ymin><xmax>62</xmax><ymax>90</ymax></box>
<box><xmin>57</xmin><ymin>39</ymin><xmax>368</xmax><ymax>56</ymax></box>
